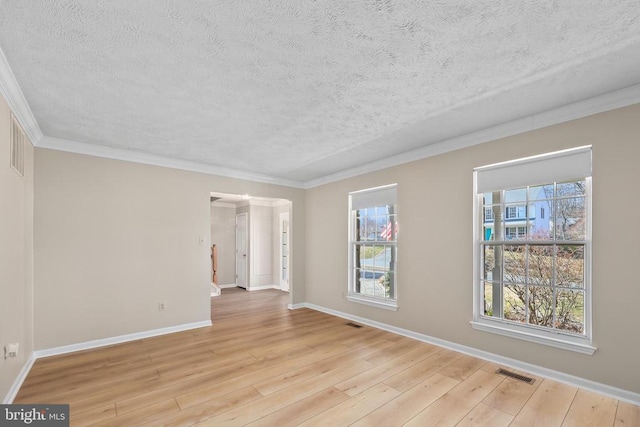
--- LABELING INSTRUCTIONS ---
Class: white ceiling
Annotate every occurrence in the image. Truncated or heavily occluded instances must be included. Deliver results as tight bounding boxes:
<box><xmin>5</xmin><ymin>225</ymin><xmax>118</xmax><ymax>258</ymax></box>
<box><xmin>1</xmin><ymin>1</ymin><xmax>639</xmax><ymax>187</ymax></box>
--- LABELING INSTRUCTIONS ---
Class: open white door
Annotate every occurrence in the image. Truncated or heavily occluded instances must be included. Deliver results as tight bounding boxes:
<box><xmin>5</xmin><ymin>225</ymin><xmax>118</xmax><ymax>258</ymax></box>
<box><xmin>279</xmin><ymin>212</ymin><xmax>290</xmax><ymax>292</ymax></box>
<box><xmin>235</xmin><ymin>212</ymin><xmax>248</xmax><ymax>289</ymax></box>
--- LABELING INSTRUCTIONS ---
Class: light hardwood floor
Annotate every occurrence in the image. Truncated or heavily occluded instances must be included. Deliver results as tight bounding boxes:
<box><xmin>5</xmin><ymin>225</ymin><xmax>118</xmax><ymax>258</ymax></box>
<box><xmin>15</xmin><ymin>288</ymin><xmax>640</xmax><ymax>426</ymax></box>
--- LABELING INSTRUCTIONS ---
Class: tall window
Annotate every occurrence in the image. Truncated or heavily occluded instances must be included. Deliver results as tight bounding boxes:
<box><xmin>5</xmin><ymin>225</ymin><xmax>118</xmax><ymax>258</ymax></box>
<box><xmin>473</xmin><ymin>147</ymin><xmax>594</xmax><ymax>354</ymax></box>
<box><xmin>348</xmin><ymin>184</ymin><xmax>398</xmax><ymax>310</ymax></box>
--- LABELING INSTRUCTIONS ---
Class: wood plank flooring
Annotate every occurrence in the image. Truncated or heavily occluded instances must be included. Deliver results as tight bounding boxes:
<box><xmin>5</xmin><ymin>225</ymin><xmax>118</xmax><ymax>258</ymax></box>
<box><xmin>15</xmin><ymin>288</ymin><xmax>640</xmax><ymax>426</ymax></box>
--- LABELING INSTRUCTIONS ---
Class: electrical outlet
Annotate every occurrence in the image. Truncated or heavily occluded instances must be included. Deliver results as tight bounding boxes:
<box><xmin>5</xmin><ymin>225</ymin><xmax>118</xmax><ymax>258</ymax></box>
<box><xmin>158</xmin><ymin>302</ymin><xmax>167</xmax><ymax>311</ymax></box>
<box><xmin>4</xmin><ymin>343</ymin><xmax>19</xmax><ymax>359</ymax></box>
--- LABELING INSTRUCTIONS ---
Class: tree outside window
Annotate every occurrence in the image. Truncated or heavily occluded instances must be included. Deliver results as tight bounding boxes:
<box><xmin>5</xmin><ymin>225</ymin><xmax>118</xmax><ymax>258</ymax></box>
<box><xmin>473</xmin><ymin>146</ymin><xmax>593</xmax><ymax>353</ymax></box>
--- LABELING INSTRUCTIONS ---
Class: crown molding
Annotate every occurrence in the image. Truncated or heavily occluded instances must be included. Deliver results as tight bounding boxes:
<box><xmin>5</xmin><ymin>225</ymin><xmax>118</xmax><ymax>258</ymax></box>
<box><xmin>0</xmin><ymin>43</ymin><xmax>306</xmax><ymax>188</ymax></box>
<box><xmin>38</xmin><ymin>135</ymin><xmax>307</xmax><ymax>188</ymax></box>
<box><xmin>0</xmin><ymin>45</ymin><xmax>42</xmax><ymax>145</ymax></box>
<box><xmin>25</xmin><ymin>82</ymin><xmax>640</xmax><ymax>190</ymax></box>
<box><xmin>2</xmin><ymin>36</ymin><xmax>639</xmax><ymax>189</ymax></box>
<box><xmin>302</xmin><ymin>83</ymin><xmax>640</xmax><ymax>188</ymax></box>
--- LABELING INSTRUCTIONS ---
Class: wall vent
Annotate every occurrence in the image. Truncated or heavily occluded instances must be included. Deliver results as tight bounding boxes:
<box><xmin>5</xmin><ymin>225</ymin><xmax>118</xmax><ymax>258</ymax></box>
<box><xmin>10</xmin><ymin>113</ymin><xmax>25</xmax><ymax>177</ymax></box>
<box><xmin>345</xmin><ymin>322</ymin><xmax>363</xmax><ymax>328</ymax></box>
<box><xmin>495</xmin><ymin>368</ymin><xmax>535</xmax><ymax>384</ymax></box>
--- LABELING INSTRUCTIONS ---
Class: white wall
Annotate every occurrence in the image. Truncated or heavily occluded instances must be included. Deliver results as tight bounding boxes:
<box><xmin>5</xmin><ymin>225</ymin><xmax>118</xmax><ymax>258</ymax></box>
<box><xmin>249</xmin><ymin>204</ymin><xmax>274</xmax><ymax>289</ymax></box>
<box><xmin>304</xmin><ymin>104</ymin><xmax>640</xmax><ymax>395</ymax></box>
<box><xmin>0</xmin><ymin>94</ymin><xmax>34</xmax><ymax>402</ymax></box>
<box><xmin>210</xmin><ymin>204</ymin><xmax>236</xmax><ymax>286</ymax></box>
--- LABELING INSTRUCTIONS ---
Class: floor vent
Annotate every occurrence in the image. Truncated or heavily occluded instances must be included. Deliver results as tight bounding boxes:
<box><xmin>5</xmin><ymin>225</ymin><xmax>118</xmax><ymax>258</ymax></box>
<box><xmin>345</xmin><ymin>322</ymin><xmax>363</xmax><ymax>328</ymax></box>
<box><xmin>495</xmin><ymin>368</ymin><xmax>535</xmax><ymax>384</ymax></box>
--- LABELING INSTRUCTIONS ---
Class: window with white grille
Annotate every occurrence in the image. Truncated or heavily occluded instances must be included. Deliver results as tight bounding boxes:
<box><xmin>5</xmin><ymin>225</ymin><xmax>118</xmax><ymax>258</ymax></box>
<box><xmin>348</xmin><ymin>184</ymin><xmax>398</xmax><ymax>310</ymax></box>
<box><xmin>472</xmin><ymin>146</ymin><xmax>595</xmax><ymax>354</ymax></box>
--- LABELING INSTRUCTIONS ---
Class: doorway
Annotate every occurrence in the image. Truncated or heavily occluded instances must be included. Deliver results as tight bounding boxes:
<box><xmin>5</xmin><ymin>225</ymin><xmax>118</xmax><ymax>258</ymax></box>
<box><xmin>209</xmin><ymin>192</ymin><xmax>292</xmax><ymax>294</ymax></box>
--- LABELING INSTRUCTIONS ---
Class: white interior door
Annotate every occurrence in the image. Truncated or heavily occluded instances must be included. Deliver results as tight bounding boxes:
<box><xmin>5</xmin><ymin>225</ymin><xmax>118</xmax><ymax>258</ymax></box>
<box><xmin>279</xmin><ymin>212</ymin><xmax>290</xmax><ymax>292</ymax></box>
<box><xmin>235</xmin><ymin>212</ymin><xmax>248</xmax><ymax>289</ymax></box>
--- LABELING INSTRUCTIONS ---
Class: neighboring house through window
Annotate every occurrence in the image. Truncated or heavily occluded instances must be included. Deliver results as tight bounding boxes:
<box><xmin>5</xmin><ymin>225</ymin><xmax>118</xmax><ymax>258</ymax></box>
<box><xmin>472</xmin><ymin>146</ymin><xmax>594</xmax><ymax>354</ymax></box>
<box><xmin>348</xmin><ymin>184</ymin><xmax>398</xmax><ymax>311</ymax></box>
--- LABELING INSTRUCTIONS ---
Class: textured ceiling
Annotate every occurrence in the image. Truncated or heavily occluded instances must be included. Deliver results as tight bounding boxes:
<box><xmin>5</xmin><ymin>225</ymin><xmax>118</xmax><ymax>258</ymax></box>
<box><xmin>0</xmin><ymin>1</ymin><xmax>639</xmax><ymax>185</ymax></box>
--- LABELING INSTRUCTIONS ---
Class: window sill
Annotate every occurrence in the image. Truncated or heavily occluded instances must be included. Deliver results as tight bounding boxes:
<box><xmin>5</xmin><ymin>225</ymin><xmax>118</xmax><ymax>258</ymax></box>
<box><xmin>470</xmin><ymin>320</ymin><xmax>596</xmax><ymax>355</ymax></box>
<box><xmin>347</xmin><ymin>295</ymin><xmax>398</xmax><ymax>311</ymax></box>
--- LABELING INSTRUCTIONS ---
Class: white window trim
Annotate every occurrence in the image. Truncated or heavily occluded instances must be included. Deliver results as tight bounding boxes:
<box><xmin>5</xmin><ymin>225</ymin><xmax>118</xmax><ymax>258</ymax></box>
<box><xmin>469</xmin><ymin>319</ymin><xmax>596</xmax><ymax>355</ymax></box>
<box><xmin>346</xmin><ymin>294</ymin><xmax>398</xmax><ymax>311</ymax></box>
<box><xmin>348</xmin><ymin>184</ymin><xmax>398</xmax><ymax>311</ymax></box>
<box><xmin>472</xmin><ymin>149</ymin><xmax>595</xmax><ymax>355</ymax></box>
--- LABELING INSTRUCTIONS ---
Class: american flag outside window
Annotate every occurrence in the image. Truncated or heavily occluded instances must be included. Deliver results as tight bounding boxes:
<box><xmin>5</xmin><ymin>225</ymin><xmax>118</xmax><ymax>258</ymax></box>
<box><xmin>380</xmin><ymin>221</ymin><xmax>397</xmax><ymax>241</ymax></box>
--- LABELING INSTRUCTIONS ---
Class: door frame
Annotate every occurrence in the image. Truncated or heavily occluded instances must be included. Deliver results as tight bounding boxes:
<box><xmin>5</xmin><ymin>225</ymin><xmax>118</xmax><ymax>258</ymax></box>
<box><xmin>279</xmin><ymin>211</ymin><xmax>290</xmax><ymax>292</ymax></box>
<box><xmin>235</xmin><ymin>212</ymin><xmax>248</xmax><ymax>289</ymax></box>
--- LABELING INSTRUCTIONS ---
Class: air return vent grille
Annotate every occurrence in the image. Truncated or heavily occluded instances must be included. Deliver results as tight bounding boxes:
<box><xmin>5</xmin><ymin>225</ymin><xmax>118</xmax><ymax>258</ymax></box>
<box><xmin>345</xmin><ymin>322</ymin><xmax>363</xmax><ymax>329</ymax></box>
<box><xmin>495</xmin><ymin>368</ymin><xmax>535</xmax><ymax>384</ymax></box>
<box><xmin>10</xmin><ymin>113</ymin><xmax>25</xmax><ymax>177</ymax></box>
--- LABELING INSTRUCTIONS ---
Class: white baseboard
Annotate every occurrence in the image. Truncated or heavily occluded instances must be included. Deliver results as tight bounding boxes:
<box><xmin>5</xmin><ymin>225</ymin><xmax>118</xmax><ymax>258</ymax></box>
<box><xmin>34</xmin><ymin>320</ymin><xmax>212</xmax><ymax>359</ymax></box>
<box><xmin>247</xmin><ymin>285</ymin><xmax>279</xmax><ymax>291</ymax></box>
<box><xmin>218</xmin><ymin>284</ymin><xmax>237</xmax><ymax>289</ymax></box>
<box><xmin>3</xmin><ymin>354</ymin><xmax>37</xmax><ymax>404</ymax></box>
<box><xmin>288</xmin><ymin>303</ymin><xmax>306</xmax><ymax>310</ymax></box>
<box><xmin>293</xmin><ymin>302</ymin><xmax>640</xmax><ymax>406</ymax></box>
<box><xmin>210</xmin><ymin>282</ymin><xmax>221</xmax><ymax>297</ymax></box>
<box><xmin>3</xmin><ymin>320</ymin><xmax>212</xmax><ymax>403</ymax></box>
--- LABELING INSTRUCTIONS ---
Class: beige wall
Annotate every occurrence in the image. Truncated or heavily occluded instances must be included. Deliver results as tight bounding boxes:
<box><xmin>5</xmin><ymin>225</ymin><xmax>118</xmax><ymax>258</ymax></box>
<box><xmin>34</xmin><ymin>149</ymin><xmax>306</xmax><ymax>349</ymax></box>
<box><xmin>0</xmin><ymin>95</ymin><xmax>34</xmax><ymax>401</ymax></box>
<box><xmin>9</xmin><ymin>96</ymin><xmax>638</xmax><ymax>397</ymax></box>
<box><xmin>210</xmin><ymin>205</ymin><xmax>236</xmax><ymax>285</ymax></box>
<box><xmin>304</xmin><ymin>104</ymin><xmax>640</xmax><ymax>394</ymax></box>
